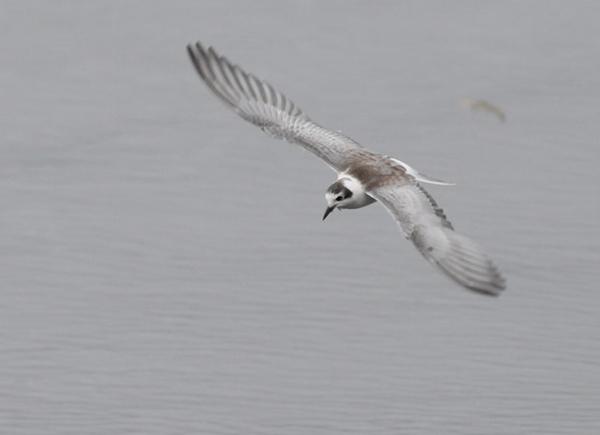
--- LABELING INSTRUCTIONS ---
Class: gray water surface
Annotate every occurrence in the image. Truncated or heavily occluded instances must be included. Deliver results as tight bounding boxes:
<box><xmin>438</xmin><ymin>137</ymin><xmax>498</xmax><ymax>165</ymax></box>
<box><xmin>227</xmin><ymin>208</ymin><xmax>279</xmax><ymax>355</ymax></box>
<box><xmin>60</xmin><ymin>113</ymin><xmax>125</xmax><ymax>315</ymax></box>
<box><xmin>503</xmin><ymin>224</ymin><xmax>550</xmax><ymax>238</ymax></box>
<box><xmin>2</xmin><ymin>1</ymin><xmax>600</xmax><ymax>434</ymax></box>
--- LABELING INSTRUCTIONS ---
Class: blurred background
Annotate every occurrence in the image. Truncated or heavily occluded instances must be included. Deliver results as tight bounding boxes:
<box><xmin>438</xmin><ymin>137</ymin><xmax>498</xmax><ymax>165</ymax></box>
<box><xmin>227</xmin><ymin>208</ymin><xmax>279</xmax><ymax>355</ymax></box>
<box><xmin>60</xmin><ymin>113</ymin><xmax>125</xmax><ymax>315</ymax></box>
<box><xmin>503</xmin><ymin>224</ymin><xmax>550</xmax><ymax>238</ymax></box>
<box><xmin>1</xmin><ymin>1</ymin><xmax>599</xmax><ymax>434</ymax></box>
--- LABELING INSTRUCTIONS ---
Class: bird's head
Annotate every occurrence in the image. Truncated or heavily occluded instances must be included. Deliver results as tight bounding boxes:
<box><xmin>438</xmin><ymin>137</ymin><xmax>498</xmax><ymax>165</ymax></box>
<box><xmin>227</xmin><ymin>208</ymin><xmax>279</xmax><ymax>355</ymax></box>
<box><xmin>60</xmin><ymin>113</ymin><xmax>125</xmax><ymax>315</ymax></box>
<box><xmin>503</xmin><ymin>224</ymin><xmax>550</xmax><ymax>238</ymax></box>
<box><xmin>323</xmin><ymin>179</ymin><xmax>354</xmax><ymax>220</ymax></box>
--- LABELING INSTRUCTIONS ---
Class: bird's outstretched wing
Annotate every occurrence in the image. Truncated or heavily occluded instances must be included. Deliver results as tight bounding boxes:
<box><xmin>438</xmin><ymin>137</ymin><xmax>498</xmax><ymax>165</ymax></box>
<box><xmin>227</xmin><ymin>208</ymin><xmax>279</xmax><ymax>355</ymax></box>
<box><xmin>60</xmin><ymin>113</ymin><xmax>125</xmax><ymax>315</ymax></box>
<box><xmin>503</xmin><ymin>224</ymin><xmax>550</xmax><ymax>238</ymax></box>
<box><xmin>367</xmin><ymin>177</ymin><xmax>506</xmax><ymax>296</ymax></box>
<box><xmin>187</xmin><ymin>42</ymin><xmax>364</xmax><ymax>170</ymax></box>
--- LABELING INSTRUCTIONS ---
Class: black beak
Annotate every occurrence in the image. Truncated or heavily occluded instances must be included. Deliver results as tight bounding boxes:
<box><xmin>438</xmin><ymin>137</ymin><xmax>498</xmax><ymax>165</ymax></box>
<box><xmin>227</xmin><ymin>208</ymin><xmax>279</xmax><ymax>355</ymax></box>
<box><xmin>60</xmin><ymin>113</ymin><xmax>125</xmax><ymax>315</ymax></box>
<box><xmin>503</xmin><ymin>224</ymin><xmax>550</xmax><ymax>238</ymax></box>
<box><xmin>323</xmin><ymin>206</ymin><xmax>335</xmax><ymax>221</ymax></box>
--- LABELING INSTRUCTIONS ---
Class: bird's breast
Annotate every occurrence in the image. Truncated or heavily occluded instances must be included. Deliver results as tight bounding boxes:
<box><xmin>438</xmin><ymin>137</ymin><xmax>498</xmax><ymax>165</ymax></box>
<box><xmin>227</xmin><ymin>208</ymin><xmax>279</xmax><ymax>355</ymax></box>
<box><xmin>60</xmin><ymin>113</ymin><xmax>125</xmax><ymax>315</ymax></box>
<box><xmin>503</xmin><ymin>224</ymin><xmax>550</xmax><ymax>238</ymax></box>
<box><xmin>340</xmin><ymin>191</ymin><xmax>377</xmax><ymax>209</ymax></box>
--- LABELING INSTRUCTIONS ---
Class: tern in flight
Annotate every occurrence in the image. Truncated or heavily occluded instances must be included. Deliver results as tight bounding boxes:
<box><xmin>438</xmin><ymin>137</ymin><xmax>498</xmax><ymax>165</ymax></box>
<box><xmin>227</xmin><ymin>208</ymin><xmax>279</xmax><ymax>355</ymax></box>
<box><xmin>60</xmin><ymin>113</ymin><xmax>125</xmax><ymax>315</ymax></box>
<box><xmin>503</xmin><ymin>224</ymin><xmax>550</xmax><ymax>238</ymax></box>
<box><xmin>187</xmin><ymin>42</ymin><xmax>506</xmax><ymax>296</ymax></box>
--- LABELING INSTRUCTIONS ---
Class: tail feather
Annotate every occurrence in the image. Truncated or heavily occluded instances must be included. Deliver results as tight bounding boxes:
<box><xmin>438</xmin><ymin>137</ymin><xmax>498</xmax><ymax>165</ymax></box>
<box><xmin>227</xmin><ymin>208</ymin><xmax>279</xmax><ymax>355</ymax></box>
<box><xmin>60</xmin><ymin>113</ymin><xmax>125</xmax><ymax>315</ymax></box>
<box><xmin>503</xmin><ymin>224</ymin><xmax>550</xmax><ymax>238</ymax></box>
<box><xmin>391</xmin><ymin>158</ymin><xmax>455</xmax><ymax>186</ymax></box>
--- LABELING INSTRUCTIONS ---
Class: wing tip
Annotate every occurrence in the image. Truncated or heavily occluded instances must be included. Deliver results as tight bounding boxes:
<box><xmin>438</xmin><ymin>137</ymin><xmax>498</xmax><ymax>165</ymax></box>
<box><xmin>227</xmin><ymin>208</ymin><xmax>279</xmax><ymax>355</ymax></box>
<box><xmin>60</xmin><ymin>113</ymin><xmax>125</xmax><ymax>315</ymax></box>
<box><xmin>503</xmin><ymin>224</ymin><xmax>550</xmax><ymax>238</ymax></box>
<box><xmin>410</xmin><ymin>226</ymin><xmax>507</xmax><ymax>297</ymax></box>
<box><xmin>434</xmin><ymin>260</ymin><xmax>506</xmax><ymax>297</ymax></box>
<box><xmin>441</xmin><ymin>255</ymin><xmax>506</xmax><ymax>297</ymax></box>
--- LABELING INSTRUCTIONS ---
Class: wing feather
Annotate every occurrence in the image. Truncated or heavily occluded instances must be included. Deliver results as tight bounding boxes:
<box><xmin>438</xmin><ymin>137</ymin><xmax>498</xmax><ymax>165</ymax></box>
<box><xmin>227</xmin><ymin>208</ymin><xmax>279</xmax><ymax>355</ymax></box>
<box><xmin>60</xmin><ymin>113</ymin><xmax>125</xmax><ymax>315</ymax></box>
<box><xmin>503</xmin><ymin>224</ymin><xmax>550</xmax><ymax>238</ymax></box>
<box><xmin>369</xmin><ymin>180</ymin><xmax>506</xmax><ymax>296</ymax></box>
<box><xmin>187</xmin><ymin>42</ymin><xmax>363</xmax><ymax>170</ymax></box>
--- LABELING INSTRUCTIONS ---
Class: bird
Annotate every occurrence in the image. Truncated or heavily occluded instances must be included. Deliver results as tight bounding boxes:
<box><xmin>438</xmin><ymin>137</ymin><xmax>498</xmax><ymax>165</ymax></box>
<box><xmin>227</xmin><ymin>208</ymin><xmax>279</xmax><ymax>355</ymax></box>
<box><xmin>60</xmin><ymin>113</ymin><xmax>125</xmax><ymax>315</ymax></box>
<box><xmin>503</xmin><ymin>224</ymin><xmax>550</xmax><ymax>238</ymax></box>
<box><xmin>459</xmin><ymin>98</ymin><xmax>507</xmax><ymax>123</ymax></box>
<box><xmin>186</xmin><ymin>42</ymin><xmax>506</xmax><ymax>296</ymax></box>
